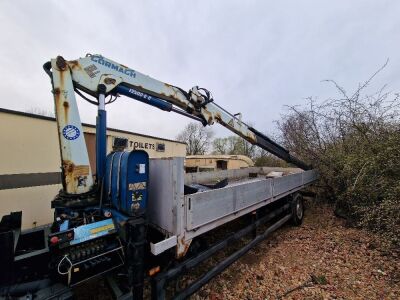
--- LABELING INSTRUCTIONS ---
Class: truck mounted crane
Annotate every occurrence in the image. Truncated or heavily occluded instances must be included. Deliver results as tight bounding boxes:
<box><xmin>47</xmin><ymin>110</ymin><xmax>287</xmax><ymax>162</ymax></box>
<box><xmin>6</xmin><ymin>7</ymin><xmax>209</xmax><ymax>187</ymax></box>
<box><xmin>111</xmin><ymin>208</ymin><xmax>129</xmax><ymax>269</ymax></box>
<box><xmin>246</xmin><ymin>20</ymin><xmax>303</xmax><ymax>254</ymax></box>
<box><xmin>45</xmin><ymin>55</ymin><xmax>309</xmax><ymax>197</ymax></box>
<box><xmin>0</xmin><ymin>54</ymin><xmax>316</xmax><ymax>300</ymax></box>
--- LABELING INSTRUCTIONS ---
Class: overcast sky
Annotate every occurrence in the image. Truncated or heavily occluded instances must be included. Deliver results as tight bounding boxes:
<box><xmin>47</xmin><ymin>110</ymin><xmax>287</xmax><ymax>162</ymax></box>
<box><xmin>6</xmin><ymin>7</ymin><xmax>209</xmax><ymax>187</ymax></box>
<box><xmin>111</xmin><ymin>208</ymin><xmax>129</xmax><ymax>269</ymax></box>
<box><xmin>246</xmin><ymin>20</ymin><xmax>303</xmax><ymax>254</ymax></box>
<box><xmin>0</xmin><ymin>0</ymin><xmax>399</xmax><ymax>140</ymax></box>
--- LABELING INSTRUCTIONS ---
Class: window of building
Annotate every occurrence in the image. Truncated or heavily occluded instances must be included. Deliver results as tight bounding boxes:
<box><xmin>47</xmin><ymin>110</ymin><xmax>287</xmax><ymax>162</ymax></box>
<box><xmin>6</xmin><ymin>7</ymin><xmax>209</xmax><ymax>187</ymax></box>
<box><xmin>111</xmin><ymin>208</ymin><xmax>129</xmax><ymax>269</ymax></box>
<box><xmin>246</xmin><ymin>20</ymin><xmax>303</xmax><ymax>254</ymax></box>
<box><xmin>156</xmin><ymin>143</ymin><xmax>165</xmax><ymax>152</ymax></box>
<box><xmin>113</xmin><ymin>137</ymin><xmax>128</xmax><ymax>150</ymax></box>
<box><xmin>216</xmin><ymin>160</ymin><xmax>228</xmax><ymax>170</ymax></box>
<box><xmin>185</xmin><ymin>167</ymin><xmax>198</xmax><ymax>173</ymax></box>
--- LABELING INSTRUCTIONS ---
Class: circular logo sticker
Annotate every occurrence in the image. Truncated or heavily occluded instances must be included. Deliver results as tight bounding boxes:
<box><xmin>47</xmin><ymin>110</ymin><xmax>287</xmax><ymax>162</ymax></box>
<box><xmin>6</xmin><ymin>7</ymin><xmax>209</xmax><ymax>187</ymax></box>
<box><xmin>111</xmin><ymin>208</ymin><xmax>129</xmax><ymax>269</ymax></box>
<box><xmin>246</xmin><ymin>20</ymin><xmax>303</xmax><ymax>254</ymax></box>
<box><xmin>62</xmin><ymin>125</ymin><xmax>80</xmax><ymax>140</ymax></box>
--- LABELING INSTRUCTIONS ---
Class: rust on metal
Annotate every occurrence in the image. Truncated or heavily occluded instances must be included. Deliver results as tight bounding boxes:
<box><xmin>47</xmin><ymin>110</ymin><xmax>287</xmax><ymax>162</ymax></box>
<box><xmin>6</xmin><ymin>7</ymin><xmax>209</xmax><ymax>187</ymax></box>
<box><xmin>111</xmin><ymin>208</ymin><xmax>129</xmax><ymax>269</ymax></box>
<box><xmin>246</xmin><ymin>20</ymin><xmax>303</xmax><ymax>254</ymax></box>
<box><xmin>54</xmin><ymin>88</ymin><xmax>62</xmax><ymax>109</ymax></box>
<box><xmin>104</xmin><ymin>77</ymin><xmax>116</xmax><ymax>85</ymax></box>
<box><xmin>56</xmin><ymin>56</ymin><xmax>67</xmax><ymax>71</ymax></box>
<box><xmin>162</xmin><ymin>83</ymin><xmax>190</xmax><ymax>107</ymax></box>
<box><xmin>165</xmin><ymin>84</ymin><xmax>179</xmax><ymax>99</ymax></box>
<box><xmin>62</xmin><ymin>160</ymin><xmax>76</xmax><ymax>193</ymax></box>
<box><xmin>68</xmin><ymin>60</ymin><xmax>82</xmax><ymax>70</ymax></box>
<box><xmin>246</xmin><ymin>132</ymin><xmax>257</xmax><ymax>143</ymax></box>
<box><xmin>148</xmin><ymin>266</ymin><xmax>161</xmax><ymax>277</ymax></box>
<box><xmin>214</xmin><ymin>111</ymin><xmax>222</xmax><ymax>122</ymax></box>
<box><xmin>54</xmin><ymin>75</ymin><xmax>68</xmax><ymax>123</ymax></box>
<box><xmin>63</xmin><ymin>101</ymin><xmax>69</xmax><ymax>123</ymax></box>
<box><xmin>177</xmin><ymin>236</ymin><xmax>192</xmax><ymax>259</ymax></box>
<box><xmin>200</xmin><ymin>108</ymin><xmax>214</xmax><ymax>125</ymax></box>
<box><xmin>62</xmin><ymin>160</ymin><xmax>90</xmax><ymax>193</ymax></box>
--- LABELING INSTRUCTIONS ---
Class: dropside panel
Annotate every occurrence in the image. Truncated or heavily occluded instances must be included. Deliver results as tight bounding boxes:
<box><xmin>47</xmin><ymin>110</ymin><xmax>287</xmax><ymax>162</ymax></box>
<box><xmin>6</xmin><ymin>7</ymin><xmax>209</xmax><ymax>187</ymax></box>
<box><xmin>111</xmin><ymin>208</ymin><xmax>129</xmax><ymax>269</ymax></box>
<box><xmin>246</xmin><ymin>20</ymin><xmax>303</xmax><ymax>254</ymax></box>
<box><xmin>302</xmin><ymin>170</ymin><xmax>319</xmax><ymax>185</ymax></box>
<box><xmin>185</xmin><ymin>170</ymin><xmax>318</xmax><ymax>233</ymax></box>
<box><xmin>186</xmin><ymin>178</ymin><xmax>272</xmax><ymax>231</ymax></box>
<box><xmin>272</xmin><ymin>173</ymin><xmax>302</xmax><ymax>196</ymax></box>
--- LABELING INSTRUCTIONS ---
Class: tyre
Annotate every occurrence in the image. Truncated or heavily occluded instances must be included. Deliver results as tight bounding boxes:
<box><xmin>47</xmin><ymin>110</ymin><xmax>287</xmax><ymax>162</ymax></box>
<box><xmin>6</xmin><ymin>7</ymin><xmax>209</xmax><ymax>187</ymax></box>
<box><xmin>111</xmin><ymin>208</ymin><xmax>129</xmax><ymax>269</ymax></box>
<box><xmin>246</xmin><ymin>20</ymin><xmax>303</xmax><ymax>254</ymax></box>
<box><xmin>290</xmin><ymin>193</ymin><xmax>304</xmax><ymax>226</ymax></box>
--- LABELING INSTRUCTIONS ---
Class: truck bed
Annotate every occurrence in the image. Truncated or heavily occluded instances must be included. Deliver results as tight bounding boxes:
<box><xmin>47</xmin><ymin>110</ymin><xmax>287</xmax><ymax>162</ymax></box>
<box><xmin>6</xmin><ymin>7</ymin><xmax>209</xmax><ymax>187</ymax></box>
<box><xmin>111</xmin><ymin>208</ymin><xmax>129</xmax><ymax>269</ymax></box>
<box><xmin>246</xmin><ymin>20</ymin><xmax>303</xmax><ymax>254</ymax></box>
<box><xmin>148</xmin><ymin>158</ymin><xmax>318</xmax><ymax>258</ymax></box>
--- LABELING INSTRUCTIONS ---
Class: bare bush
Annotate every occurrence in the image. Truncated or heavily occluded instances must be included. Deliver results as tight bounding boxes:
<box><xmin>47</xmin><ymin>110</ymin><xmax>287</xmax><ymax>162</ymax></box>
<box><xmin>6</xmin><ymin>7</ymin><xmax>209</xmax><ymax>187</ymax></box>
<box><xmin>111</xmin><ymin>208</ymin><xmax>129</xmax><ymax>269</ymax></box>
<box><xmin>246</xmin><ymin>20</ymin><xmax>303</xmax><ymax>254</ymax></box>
<box><xmin>277</xmin><ymin>60</ymin><xmax>400</xmax><ymax>247</ymax></box>
<box><xmin>254</xmin><ymin>151</ymin><xmax>288</xmax><ymax>167</ymax></box>
<box><xmin>212</xmin><ymin>136</ymin><xmax>257</xmax><ymax>159</ymax></box>
<box><xmin>176</xmin><ymin>122</ymin><xmax>214</xmax><ymax>155</ymax></box>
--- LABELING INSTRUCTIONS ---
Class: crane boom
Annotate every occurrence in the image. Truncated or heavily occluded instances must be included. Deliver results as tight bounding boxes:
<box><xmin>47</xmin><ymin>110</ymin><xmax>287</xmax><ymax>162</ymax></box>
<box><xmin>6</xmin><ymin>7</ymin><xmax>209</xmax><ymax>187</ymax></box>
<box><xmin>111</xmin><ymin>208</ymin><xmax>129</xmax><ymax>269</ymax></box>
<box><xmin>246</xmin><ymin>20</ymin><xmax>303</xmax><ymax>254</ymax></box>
<box><xmin>44</xmin><ymin>54</ymin><xmax>309</xmax><ymax>195</ymax></box>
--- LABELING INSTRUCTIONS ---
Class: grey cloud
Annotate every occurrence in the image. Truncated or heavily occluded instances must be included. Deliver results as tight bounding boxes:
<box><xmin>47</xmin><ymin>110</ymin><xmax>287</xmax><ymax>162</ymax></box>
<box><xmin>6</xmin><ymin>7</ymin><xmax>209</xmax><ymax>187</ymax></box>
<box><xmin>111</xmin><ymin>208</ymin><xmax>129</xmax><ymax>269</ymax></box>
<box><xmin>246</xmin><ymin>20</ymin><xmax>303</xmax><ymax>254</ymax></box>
<box><xmin>0</xmin><ymin>0</ymin><xmax>399</xmax><ymax>139</ymax></box>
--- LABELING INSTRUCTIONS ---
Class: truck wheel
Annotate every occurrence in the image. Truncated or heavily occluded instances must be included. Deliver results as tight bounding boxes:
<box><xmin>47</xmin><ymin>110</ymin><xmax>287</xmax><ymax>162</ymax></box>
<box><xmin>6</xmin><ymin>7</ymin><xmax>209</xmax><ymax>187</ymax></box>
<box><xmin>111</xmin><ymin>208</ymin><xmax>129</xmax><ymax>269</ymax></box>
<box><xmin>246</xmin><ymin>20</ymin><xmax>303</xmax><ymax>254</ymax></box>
<box><xmin>290</xmin><ymin>193</ymin><xmax>304</xmax><ymax>226</ymax></box>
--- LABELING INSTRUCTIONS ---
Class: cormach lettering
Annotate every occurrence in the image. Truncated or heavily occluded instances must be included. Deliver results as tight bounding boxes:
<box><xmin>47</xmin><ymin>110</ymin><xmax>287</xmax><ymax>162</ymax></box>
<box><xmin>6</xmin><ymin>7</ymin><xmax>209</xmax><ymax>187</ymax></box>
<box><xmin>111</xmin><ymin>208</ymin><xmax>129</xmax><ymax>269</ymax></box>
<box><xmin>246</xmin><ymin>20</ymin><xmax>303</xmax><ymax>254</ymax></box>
<box><xmin>91</xmin><ymin>55</ymin><xmax>136</xmax><ymax>78</ymax></box>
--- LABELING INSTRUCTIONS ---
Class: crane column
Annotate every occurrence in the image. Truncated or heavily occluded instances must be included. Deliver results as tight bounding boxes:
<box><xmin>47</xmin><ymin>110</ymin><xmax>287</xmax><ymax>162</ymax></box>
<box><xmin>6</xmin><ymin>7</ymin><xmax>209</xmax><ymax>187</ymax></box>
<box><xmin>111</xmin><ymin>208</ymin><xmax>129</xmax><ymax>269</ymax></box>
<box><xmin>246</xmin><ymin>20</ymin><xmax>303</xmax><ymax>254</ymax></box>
<box><xmin>96</xmin><ymin>84</ymin><xmax>107</xmax><ymax>183</ymax></box>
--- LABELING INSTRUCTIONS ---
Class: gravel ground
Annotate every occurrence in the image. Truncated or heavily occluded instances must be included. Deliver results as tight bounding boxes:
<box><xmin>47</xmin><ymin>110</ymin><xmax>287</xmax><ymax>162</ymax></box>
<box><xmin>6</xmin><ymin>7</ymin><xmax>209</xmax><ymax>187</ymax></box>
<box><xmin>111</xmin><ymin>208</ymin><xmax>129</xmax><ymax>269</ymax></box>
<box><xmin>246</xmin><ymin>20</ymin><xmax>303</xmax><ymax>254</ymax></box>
<box><xmin>74</xmin><ymin>202</ymin><xmax>399</xmax><ymax>299</ymax></box>
<box><xmin>192</xmin><ymin>203</ymin><xmax>400</xmax><ymax>300</ymax></box>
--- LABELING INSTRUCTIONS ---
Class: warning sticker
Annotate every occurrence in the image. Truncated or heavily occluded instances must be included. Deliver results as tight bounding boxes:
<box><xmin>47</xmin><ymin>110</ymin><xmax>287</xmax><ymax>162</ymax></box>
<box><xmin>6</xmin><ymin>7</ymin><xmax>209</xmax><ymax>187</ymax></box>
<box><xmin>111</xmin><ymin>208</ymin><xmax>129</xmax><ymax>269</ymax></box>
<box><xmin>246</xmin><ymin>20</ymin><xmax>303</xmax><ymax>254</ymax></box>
<box><xmin>128</xmin><ymin>182</ymin><xmax>146</xmax><ymax>191</ymax></box>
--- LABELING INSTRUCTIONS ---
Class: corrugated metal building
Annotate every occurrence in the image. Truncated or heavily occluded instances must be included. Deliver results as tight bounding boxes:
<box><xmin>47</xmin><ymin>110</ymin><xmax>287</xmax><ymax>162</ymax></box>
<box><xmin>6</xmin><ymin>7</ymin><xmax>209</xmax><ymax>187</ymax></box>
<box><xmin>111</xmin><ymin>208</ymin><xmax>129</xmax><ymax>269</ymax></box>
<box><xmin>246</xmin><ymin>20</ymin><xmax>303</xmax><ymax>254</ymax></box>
<box><xmin>0</xmin><ymin>108</ymin><xmax>186</xmax><ymax>229</ymax></box>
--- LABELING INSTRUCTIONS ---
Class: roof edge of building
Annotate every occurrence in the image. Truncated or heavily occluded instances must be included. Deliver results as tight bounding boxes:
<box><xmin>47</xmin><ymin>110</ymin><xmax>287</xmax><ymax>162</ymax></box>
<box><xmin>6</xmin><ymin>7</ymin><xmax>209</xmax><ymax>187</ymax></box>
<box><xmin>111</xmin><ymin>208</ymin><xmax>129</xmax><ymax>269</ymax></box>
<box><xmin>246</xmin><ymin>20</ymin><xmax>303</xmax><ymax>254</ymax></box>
<box><xmin>0</xmin><ymin>107</ymin><xmax>186</xmax><ymax>145</ymax></box>
<box><xmin>186</xmin><ymin>154</ymin><xmax>254</xmax><ymax>166</ymax></box>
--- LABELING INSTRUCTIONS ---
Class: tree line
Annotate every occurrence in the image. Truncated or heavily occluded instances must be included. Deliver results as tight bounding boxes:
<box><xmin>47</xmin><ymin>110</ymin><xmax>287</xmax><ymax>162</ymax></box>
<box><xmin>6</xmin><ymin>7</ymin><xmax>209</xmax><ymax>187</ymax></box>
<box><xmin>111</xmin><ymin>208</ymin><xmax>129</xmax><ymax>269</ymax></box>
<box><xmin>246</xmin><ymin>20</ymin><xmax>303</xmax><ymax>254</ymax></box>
<box><xmin>176</xmin><ymin>122</ymin><xmax>286</xmax><ymax>167</ymax></box>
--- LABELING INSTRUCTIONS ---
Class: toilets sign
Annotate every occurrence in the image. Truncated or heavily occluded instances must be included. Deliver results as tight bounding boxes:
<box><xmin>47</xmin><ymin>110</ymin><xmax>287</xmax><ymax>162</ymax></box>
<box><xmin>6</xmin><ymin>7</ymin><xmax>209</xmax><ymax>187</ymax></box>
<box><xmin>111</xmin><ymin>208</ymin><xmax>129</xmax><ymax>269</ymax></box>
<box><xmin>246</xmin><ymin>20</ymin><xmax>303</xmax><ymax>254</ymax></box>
<box><xmin>129</xmin><ymin>141</ymin><xmax>156</xmax><ymax>151</ymax></box>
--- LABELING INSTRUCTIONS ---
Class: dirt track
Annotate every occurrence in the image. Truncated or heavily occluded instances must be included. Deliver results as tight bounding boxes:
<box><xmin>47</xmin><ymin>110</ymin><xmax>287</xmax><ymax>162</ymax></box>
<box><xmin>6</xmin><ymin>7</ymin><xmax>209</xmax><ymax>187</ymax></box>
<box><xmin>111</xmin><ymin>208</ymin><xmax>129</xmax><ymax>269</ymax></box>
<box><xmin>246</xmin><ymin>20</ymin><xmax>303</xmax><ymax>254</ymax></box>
<box><xmin>192</xmin><ymin>203</ymin><xmax>400</xmax><ymax>300</ymax></box>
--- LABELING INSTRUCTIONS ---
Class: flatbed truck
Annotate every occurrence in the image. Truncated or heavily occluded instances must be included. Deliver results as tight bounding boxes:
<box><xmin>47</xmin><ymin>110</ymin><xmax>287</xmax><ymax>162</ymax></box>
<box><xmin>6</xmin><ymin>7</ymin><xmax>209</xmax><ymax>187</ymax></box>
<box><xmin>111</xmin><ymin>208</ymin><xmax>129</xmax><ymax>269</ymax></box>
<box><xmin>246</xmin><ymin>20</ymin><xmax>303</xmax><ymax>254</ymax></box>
<box><xmin>0</xmin><ymin>55</ymin><xmax>317</xmax><ymax>299</ymax></box>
